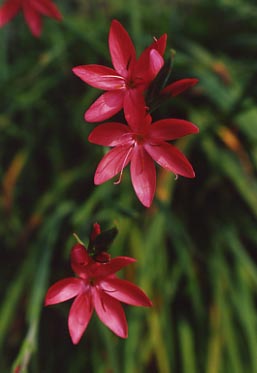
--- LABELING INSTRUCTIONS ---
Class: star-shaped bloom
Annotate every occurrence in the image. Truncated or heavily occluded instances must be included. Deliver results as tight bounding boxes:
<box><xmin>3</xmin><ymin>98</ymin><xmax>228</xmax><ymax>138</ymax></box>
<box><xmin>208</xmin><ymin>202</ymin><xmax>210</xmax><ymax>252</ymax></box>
<box><xmin>45</xmin><ymin>241</ymin><xmax>152</xmax><ymax>344</ymax></box>
<box><xmin>88</xmin><ymin>93</ymin><xmax>199</xmax><ymax>207</ymax></box>
<box><xmin>72</xmin><ymin>19</ymin><xmax>167</xmax><ymax>122</ymax></box>
<box><xmin>0</xmin><ymin>0</ymin><xmax>62</xmax><ymax>37</ymax></box>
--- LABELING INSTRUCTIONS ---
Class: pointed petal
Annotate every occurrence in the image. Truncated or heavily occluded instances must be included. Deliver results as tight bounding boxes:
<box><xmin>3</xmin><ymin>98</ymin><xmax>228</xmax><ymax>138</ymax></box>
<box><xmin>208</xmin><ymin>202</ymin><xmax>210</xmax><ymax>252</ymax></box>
<box><xmin>145</xmin><ymin>141</ymin><xmax>195</xmax><ymax>178</ymax></box>
<box><xmin>109</xmin><ymin>19</ymin><xmax>136</xmax><ymax>78</ymax></box>
<box><xmin>130</xmin><ymin>146</ymin><xmax>156</xmax><ymax>207</ymax></box>
<box><xmin>85</xmin><ymin>91</ymin><xmax>124</xmax><ymax>122</ymax></box>
<box><xmin>93</xmin><ymin>287</ymin><xmax>128</xmax><ymax>338</ymax></box>
<box><xmin>92</xmin><ymin>256</ymin><xmax>136</xmax><ymax>277</ymax></box>
<box><xmin>70</xmin><ymin>244</ymin><xmax>90</xmax><ymax>266</ymax></box>
<box><xmin>161</xmin><ymin>78</ymin><xmax>199</xmax><ymax>97</ymax></box>
<box><xmin>88</xmin><ymin>123</ymin><xmax>132</xmax><ymax>146</ymax></box>
<box><xmin>123</xmin><ymin>90</ymin><xmax>149</xmax><ymax>132</ymax></box>
<box><xmin>150</xmin><ymin>33</ymin><xmax>167</xmax><ymax>56</ymax></box>
<box><xmin>145</xmin><ymin>49</ymin><xmax>164</xmax><ymax>82</ymax></box>
<box><xmin>94</xmin><ymin>144</ymin><xmax>133</xmax><ymax>185</ymax></box>
<box><xmin>70</xmin><ymin>243</ymin><xmax>92</xmax><ymax>277</ymax></box>
<box><xmin>45</xmin><ymin>278</ymin><xmax>83</xmax><ymax>305</ymax></box>
<box><xmin>0</xmin><ymin>0</ymin><xmax>20</xmax><ymax>27</ymax></box>
<box><xmin>101</xmin><ymin>278</ymin><xmax>152</xmax><ymax>307</ymax></box>
<box><xmin>136</xmin><ymin>34</ymin><xmax>166</xmax><ymax>71</ymax></box>
<box><xmin>150</xmin><ymin>119</ymin><xmax>199</xmax><ymax>141</ymax></box>
<box><xmin>135</xmin><ymin>37</ymin><xmax>166</xmax><ymax>84</ymax></box>
<box><xmin>68</xmin><ymin>293</ymin><xmax>93</xmax><ymax>344</ymax></box>
<box><xmin>23</xmin><ymin>4</ymin><xmax>42</xmax><ymax>37</ymax></box>
<box><xmin>32</xmin><ymin>0</ymin><xmax>62</xmax><ymax>20</ymax></box>
<box><xmin>72</xmin><ymin>65</ymin><xmax>125</xmax><ymax>90</ymax></box>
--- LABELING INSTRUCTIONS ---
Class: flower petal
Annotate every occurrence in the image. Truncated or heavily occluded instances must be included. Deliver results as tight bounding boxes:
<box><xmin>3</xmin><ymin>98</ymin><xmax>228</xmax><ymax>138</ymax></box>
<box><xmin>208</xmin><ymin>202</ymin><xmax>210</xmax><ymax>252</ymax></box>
<box><xmin>93</xmin><ymin>287</ymin><xmax>128</xmax><ymax>338</ymax></box>
<box><xmin>23</xmin><ymin>3</ymin><xmax>42</xmax><ymax>37</ymax></box>
<box><xmin>70</xmin><ymin>244</ymin><xmax>90</xmax><ymax>265</ymax></box>
<box><xmin>88</xmin><ymin>123</ymin><xmax>132</xmax><ymax>147</ymax></box>
<box><xmin>161</xmin><ymin>78</ymin><xmax>199</xmax><ymax>97</ymax></box>
<box><xmin>45</xmin><ymin>278</ymin><xmax>83</xmax><ymax>306</ymax></box>
<box><xmin>150</xmin><ymin>33</ymin><xmax>167</xmax><ymax>56</ymax></box>
<box><xmin>92</xmin><ymin>256</ymin><xmax>136</xmax><ymax>278</ymax></box>
<box><xmin>146</xmin><ymin>49</ymin><xmax>164</xmax><ymax>83</ymax></box>
<box><xmin>70</xmin><ymin>244</ymin><xmax>92</xmax><ymax>278</ymax></box>
<box><xmin>0</xmin><ymin>0</ymin><xmax>20</xmax><ymax>27</ymax></box>
<box><xmin>150</xmin><ymin>119</ymin><xmax>199</xmax><ymax>141</ymax></box>
<box><xmin>123</xmin><ymin>90</ymin><xmax>149</xmax><ymax>132</ymax></box>
<box><xmin>94</xmin><ymin>144</ymin><xmax>133</xmax><ymax>185</ymax></box>
<box><xmin>68</xmin><ymin>293</ymin><xmax>93</xmax><ymax>344</ymax></box>
<box><xmin>72</xmin><ymin>65</ymin><xmax>125</xmax><ymax>90</ymax></box>
<box><xmin>130</xmin><ymin>146</ymin><xmax>156</xmax><ymax>207</ymax></box>
<box><xmin>109</xmin><ymin>19</ymin><xmax>136</xmax><ymax>78</ymax></box>
<box><xmin>101</xmin><ymin>278</ymin><xmax>152</xmax><ymax>307</ymax></box>
<box><xmin>135</xmin><ymin>35</ymin><xmax>166</xmax><ymax>84</ymax></box>
<box><xmin>141</xmin><ymin>34</ymin><xmax>167</xmax><ymax>65</ymax></box>
<box><xmin>145</xmin><ymin>141</ymin><xmax>195</xmax><ymax>178</ymax></box>
<box><xmin>85</xmin><ymin>91</ymin><xmax>124</xmax><ymax>122</ymax></box>
<box><xmin>32</xmin><ymin>0</ymin><xmax>62</xmax><ymax>20</ymax></box>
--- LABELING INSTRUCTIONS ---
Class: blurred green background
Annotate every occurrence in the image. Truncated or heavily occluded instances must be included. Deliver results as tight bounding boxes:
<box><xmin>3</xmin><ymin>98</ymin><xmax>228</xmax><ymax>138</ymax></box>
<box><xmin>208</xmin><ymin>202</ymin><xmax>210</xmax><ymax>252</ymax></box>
<box><xmin>1</xmin><ymin>0</ymin><xmax>257</xmax><ymax>372</ymax></box>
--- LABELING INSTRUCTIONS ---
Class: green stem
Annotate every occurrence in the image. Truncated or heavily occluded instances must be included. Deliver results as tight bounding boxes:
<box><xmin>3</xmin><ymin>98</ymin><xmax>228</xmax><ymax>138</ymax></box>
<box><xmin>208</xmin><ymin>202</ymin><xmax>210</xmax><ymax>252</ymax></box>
<box><xmin>11</xmin><ymin>203</ymin><xmax>74</xmax><ymax>373</ymax></box>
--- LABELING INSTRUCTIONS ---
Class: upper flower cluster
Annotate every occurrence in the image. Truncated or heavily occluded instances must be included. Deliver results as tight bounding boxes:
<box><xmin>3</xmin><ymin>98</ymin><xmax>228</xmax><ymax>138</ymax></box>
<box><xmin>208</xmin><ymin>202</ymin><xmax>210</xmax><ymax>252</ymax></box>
<box><xmin>73</xmin><ymin>20</ymin><xmax>166</xmax><ymax>122</ymax></box>
<box><xmin>0</xmin><ymin>0</ymin><xmax>62</xmax><ymax>37</ymax></box>
<box><xmin>73</xmin><ymin>20</ymin><xmax>199</xmax><ymax>207</ymax></box>
<box><xmin>45</xmin><ymin>224</ymin><xmax>152</xmax><ymax>344</ymax></box>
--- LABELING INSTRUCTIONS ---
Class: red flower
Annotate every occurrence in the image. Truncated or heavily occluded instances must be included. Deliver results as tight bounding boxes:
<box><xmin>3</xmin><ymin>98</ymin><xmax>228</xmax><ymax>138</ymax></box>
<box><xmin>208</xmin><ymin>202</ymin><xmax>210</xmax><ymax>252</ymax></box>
<box><xmin>45</xmin><ymin>243</ymin><xmax>152</xmax><ymax>344</ymax></box>
<box><xmin>88</xmin><ymin>93</ymin><xmax>199</xmax><ymax>207</ymax></box>
<box><xmin>72</xmin><ymin>19</ymin><xmax>167</xmax><ymax>122</ymax></box>
<box><xmin>0</xmin><ymin>0</ymin><xmax>62</xmax><ymax>37</ymax></box>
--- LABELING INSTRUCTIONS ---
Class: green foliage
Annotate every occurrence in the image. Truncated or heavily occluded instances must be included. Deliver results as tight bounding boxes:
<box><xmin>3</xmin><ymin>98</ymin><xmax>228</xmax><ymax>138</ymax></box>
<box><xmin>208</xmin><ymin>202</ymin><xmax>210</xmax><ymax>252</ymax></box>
<box><xmin>0</xmin><ymin>0</ymin><xmax>257</xmax><ymax>372</ymax></box>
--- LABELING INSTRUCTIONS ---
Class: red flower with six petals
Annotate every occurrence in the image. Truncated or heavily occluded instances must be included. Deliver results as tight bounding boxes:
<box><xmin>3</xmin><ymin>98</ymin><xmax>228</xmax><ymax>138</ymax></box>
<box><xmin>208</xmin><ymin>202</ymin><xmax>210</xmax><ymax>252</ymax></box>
<box><xmin>72</xmin><ymin>19</ymin><xmax>167</xmax><ymax>122</ymax></box>
<box><xmin>88</xmin><ymin>93</ymin><xmax>199</xmax><ymax>207</ymax></box>
<box><xmin>0</xmin><ymin>0</ymin><xmax>62</xmax><ymax>37</ymax></box>
<box><xmin>45</xmin><ymin>242</ymin><xmax>152</xmax><ymax>344</ymax></box>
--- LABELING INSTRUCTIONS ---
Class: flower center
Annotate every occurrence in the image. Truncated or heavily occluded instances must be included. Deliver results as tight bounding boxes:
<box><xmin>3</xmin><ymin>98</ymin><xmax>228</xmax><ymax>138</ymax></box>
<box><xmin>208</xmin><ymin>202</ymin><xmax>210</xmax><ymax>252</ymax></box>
<box><xmin>89</xmin><ymin>278</ymin><xmax>96</xmax><ymax>286</ymax></box>
<box><xmin>126</xmin><ymin>75</ymin><xmax>145</xmax><ymax>89</ymax></box>
<box><xmin>133</xmin><ymin>133</ymin><xmax>145</xmax><ymax>145</ymax></box>
<box><xmin>126</xmin><ymin>77</ymin><xmax>136</xmax><ymax>89</ymax></box>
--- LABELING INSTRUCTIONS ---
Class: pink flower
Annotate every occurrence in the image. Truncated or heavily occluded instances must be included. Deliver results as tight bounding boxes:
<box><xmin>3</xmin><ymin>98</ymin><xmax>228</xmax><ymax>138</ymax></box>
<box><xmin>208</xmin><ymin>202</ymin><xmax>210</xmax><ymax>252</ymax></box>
<box><xmin>0</xmin><ymin>0</ymin><xmax>62</xmax><ymax>37</ymax></box>
<box><xmin>88</xmin><ymin>93</ymin><xmax>199</xmax><ymax>207</ymax></box>
<box><xmin>72</xmin><ymin>19</ymin><xmax>167</xmax><ymax>122</ymax></box>
<box><xmin>45</xmin><ymin>241</ymin><xmax>152</xmax><ymax>344</ymax></box>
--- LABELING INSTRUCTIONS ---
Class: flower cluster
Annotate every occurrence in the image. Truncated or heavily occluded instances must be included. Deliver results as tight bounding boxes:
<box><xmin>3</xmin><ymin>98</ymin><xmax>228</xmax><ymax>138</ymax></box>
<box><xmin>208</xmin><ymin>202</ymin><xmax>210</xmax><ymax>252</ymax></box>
<box><xmin>45</xmin><ymin>224</ymin><xmax>152</xmax><ymax>343</ymax></box>
<box><xmin>0</xmin><ymin>0</ymin><xmax>62</xmax><ymax>37</ymax></box>
<box><xmin>3</xmin><ymin>11</ymin><xmax>200</xmax><ymax>345</ymax></box>
<box><xmin>73</xmin><ymin>20</ymin><xmax>199</xmax><ymax>207</ymax></box>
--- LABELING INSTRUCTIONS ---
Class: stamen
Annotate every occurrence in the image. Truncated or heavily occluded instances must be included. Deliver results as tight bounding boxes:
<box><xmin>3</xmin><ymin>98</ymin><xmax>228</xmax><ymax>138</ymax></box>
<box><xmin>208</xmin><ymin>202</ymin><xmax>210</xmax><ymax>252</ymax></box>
<box><xmin>101</xmin><ymin>74</ymin><xmax>124</xmax><ymax>80</ymax></box>
<box><xmin>103</xmin><ymin>288</ymin><xmax>116</xmax><ymax>293</ymax></box>
<box><xmin>101</xmin><ymin>74</ymin><xmax>126</xmax><ymax>89</ymax></box>
<box><xmin>114</xmin><ymin>146</ymin><xmax>133</xmax><ymax>185</ymax></box>
<box><xmin>73</xmin><ymin>233</ymin><xmax>85</xmax><ymax>245</ymax></box>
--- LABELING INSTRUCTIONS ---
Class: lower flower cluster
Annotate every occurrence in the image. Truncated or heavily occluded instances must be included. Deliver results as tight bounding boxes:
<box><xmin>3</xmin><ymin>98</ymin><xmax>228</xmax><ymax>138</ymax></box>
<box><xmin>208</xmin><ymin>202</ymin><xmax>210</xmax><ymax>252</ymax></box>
<box><xmin>45</xmin><ymin>224</ymin><xmax>152</xmax><ymax>344</ymax></box>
